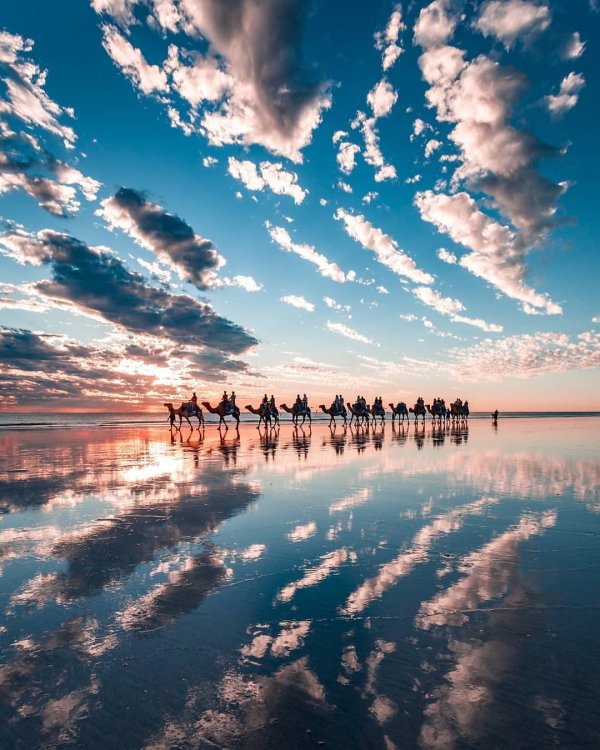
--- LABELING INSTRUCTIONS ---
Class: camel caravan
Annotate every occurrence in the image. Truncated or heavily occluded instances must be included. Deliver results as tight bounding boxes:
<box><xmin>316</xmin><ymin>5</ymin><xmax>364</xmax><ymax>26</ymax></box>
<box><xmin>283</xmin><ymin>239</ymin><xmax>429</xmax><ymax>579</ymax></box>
<box><xmin>165</xmin><ymin>391</ymin><xmax>469</xmax><ymax>430</ymax></box>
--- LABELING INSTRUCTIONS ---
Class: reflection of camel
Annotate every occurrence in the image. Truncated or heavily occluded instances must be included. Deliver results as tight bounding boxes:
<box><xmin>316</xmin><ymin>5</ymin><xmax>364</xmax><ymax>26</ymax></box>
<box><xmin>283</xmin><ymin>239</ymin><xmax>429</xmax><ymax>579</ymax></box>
<box><xmin>389</xmin><ymin>402</ymin><xmax>408</xmax><ymax>423</ymax></box>
<box><xmin>346</xmin><ymin>402</ymin><xmax>369</xmax><ymax>425</ymax></box>
<box><xmin>245</xmin><ymin>404</ymin><xmax>274</xmax><ymax>428</ymax></box>
<box><xmin>164</xmin><ymin>402</ymin><xmax>204</xmax><ymax>430</ymax></box>
<box><xmin>319</xmin><ymin>404</ymin><xmax>347</xmax><ymax>426</ymax></box>
<box><xmin>201</xmin><ymin>401</ymin><xmax>240</xmax><ymax>429</ymax></box>
<box><xmin>280</xmin><ymin>403</ymin><xmax>311</xmax><ymax>426</ymax></box>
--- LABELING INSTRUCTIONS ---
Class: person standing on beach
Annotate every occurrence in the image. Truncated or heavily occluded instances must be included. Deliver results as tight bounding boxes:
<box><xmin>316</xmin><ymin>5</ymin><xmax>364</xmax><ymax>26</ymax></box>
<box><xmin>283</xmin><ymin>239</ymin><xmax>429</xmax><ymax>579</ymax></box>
<box><xmin>493</xmin><ymin>409</ymin><xmax>499</xmax><ymax>422</ymax></box>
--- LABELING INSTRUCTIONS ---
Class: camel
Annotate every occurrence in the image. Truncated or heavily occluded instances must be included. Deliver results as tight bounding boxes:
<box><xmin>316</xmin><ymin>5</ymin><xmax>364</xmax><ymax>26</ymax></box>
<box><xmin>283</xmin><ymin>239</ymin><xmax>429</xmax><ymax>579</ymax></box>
<box><xmin>409</xmin><ymin>402</ymin><xmax>426</xmax><ymax>423</ymax></box>
<box><xmin>450</xmin><ymin>401</ymin><xmax>469</xmax><ymax>422</ymax></box>
<box><xmin>201</xmin><ymin>401</ymin><xmax>240</xmax><ymax>429</ymax></box>
<box><xmin>346</xmin><ymin>401</ymin><xmax>369</xmax><ymax>426</ymax></box>
<box><xmin>389</xmin><ymin>402</ymin><xmax>408</xmax><ymax>424</ymax></box>
<box><xmin>245</xmin><ymin>404</ymin><xmax>278</xmax><ymax>428</ymax></box>
<box><xmin>369</xmin><ymin>402</ymin><xmax>386</xmax><ymax>424</ymax></box>
<box><xmin>280</xmin><ymin>403</ymin><xmax>312</xmax><ymax>426</ymax></box>
<box><xmin>164</xmin><ymin>402</ymin><xmax>204</xmax><ymax>430</ymax></box>
<box><xmin>426</xmin><ymin>402</ymin><xmax>447</xmax><ymax>424</ymax></box>
<box><xmin>319</xmin><ymin>404</ymin><xmax>347</xmax><ymax>426</ymax></box>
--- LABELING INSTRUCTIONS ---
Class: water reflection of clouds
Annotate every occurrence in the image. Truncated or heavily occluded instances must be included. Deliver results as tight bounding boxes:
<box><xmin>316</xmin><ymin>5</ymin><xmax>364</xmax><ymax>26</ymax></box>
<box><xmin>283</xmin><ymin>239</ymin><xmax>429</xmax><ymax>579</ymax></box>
<box><xmin>416</xmin><ymin>511</ymin><xmax>557</xmax><ymax>630</ymax></box>
<box><xmin>277</xmin><ymin>547</ymin><xmax>356</xmax><ymax>603</ymax></box>
<box><xmin>341</xmin><ymin>497</ymin><xmax>498</xmax><ymax>616</ymax></box>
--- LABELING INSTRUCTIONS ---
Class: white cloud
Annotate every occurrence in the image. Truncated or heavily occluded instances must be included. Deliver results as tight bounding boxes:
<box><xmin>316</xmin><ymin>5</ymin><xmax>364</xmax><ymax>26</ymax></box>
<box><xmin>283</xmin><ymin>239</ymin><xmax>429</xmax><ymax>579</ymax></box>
<box><xmin>442</xmin><ymin>331</ymin><xmax>600</xmax><ymax>381</ymax></box>
<box><xmin>95</xmin><ymin>0</ymin><xmax>332</xmax><ymax>162</ymax></box>
<box><xmin>202</xmin><ymin>156</ymin><xmax>218</xmax><ymax>167</ymax></box>
<box><xmin>335</xmin><ymin>140</ymin><xmax>361</xmax><ymax>175</ymax></box>
<box><xmin>404</xmin><ymin>174</ymin><xmax>422</xmax><ymax>185</ymax></box>
<box><xmin>281</xmin><ymin>294</ymin><xmax>314</xmax><ymax>312</ymax></box>
<box><xmin>326</xmin><ymin>321</ymin><xmax>372</xmax><ymax>344</ymax></box>
<box><xmin>351</xmin><ymin>111</ymin><xmax>397</xmax><ymax>182</ymax></box>
<box><xmin>338</xmin><ymin>179</ymin><xmax>353</xmax><ymax>193</ymax></box>
<box><xmin>91</xmin><ymin>0</ymin><xmax>140</xmax><ymax>26</ymax></box>
<box><xmin>165</xmin><ymin>45</ymin><xmax>232</xmax><ymax>105</ymax></box>
<box><xmin>591</xmin><ymin>316</ymin><xmax>600</xmax><ymax>324</ymax></box>
<box><xmin>437</xmin><ymin>247</ymin><xmax>457</xmax><ymax>264</ymax></box>
<box><xmin>374</xmin><ymin>4</ymin><xmax>405</xmax><ymax>70</ymax></box>
<box><xmin>411</xmin><ymin>118</ymin><xmax>432</xmax><ymax>140</ymax></box>
<box><xmin>424</xmin><ymin>138</ymin><xmax>442</xmax><ymax>158</ymax></box>
<box><xmin>415</xmin><ymin>190</ymin><xmax>562</xmax><ymax>315</ymax></box>
<box><xmin>335</xmin><ymin>208</ymin><xmax>434</xmax><ymax>285</ymax></box>
<box><xmin>226</xmin><ymin>275</ymin><xmax>262</xmax><ymax>292</ymax></box>
<box><xmin>362</xmin><ymin>191</ymin><xmax>379</xmax><ymax>204</ymax></box>
<box><xmin>376</xmin><ymin>285</ymin><xmax>389</xmax><ymax>295</ymax></box>
<box><xmin>227</xmin><ymin>157</ymin><xmax>307</xmax><ymax>204</ymax></box>
<box><xmin>560</xmin><ymin>31</ymin><xmax>585</xmax><ymax>59</ymax></box>
<box><xmin>101</xmin><ymin>24</ymin><xmax>168</xmax><ymax>95</ymax></box>
<box><xmin>367</xmin><ymin>80</ymin><xmax>398</xmax><ymax>118</ymax></box>
<box><xmin>412</xmin><ymin>285</ymin><xmax>464</xmax><ymax>316</ymax></box>
<box><xmin>413</xmin><ymin>0</ymin><xmax>459</xmax><ymax>49</ymax></box>
<box><xmin>545</xmin><ymin>72</ymin><xmax>585</xmax><ymax>117</ymax></box>
<box><xmin>267</xmin><ymin>224</ymin><xmax>347</xmax><ymax>283</ymax></box>
<box><xmin>323</xmin><ymin>296</ymin><xmax>351</xmax><ymax>312</ymax></box>
<box><xmin>474</xmin><ymin>0</ymin><xmax>551</xmax><ymax>49</ymax></box>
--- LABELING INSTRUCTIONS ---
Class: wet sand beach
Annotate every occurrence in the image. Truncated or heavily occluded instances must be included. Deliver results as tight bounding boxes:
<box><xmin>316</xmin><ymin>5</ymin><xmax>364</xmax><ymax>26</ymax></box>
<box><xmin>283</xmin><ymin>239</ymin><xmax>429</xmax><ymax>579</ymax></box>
<box><xmin>0</xmin><ymin>417</ymin><xmax>599</xmax><ymax>748</ymax></box>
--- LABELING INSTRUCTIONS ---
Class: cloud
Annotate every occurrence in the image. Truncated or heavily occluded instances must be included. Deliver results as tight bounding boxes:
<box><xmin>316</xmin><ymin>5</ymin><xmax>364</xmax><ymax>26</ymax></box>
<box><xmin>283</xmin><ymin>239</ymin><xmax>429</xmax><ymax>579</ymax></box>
<box><xmin>0</xmin><ymin>33</ymin><xmax>99</xmax><ymax>214</ymax></box>
<box><xmin>91</xmin><ymin>0</ymin><xmax>141</xmax><ymax>26</ymax></box>
<box><xmin>351</xmin><ymin>111</ymin><xmax>397</xmax><ymax>182</ymax></box>
<box><xmin>98</xmin><ymin>187</ymin><xmax>225</xmax><ymax>288</ymax></box>
<box><xmin>413</xmin><ymin>0</ymin><xmax>459</xmax><ymax>49</ymax></box>
<box><xmin>374</xmin><ymin>4</ymin><xmax>405</xmax><ymax>70</ymax></box>
<box><xmin>101</xmin><ymin>24</ymin><xmax>168</xmax><ymax>94</ymax></box>
<box><xmin>323</xmin><ymin>296</ymin><xmax>351</xmax><ymax>312</ymax></box>
<box><xmin>414</xmin><ymin>12</ymin><xmax>570</xmax><ymax>311</ymax></box>
<box><xmin>266</xmin><ymin>224</ymin><xmax>347</xmax><ymax>283</ymax></box>
<box><xmin>326</xmin><ymin>321</ymin><xmax>372</xmax><ymax>344</ymax></box>
<box><xmin>367</xmin><ymin>80</ymin><xmax>398</xmax><ymax>118</ymax></box>
<box><xmin>545</xmin><ymin>72</ymin><xmax>585</xmax><ymax>117</ymax></box>
<box><xmin>164</xmin><ymin>44</ymin><xmax>231</xmax><ymax>105</ymax></box>
<box><xmin>156</xmin><ymin>0</ymin><xmax>331</xmax><ymax>161</ymax></box>
<box><xmin>335</xmin><ymin>139</ymin><xmax>361</xmax><ymax>175</ymax></box>
<box><xmin>227</xmin><ymin>157</ymin><xmax>307</xmax><ymax>204</ymax></box>
<box><xmin>437</xmin><ymin>247</ymin><xmax>457</xmax><ymax>264</ymax></box>
<box><xmin>433</xmin><ymin>330</ymin><xmax>600</xmax><ymax>382</ymax></box>
<box><xmin>424</xmin><ymin>138</ymin><xmax>442</xmax><ymax>158</ymax></box>
<box><xmin>0</xmin><ymin>228</ymin><xmax>258</xmax><ymax>354</ymax></box>
<box><xmin>474</xmin><ymin>0</ymin><xmax>551</xmax><ymax>49</ymax></box>
<box><xmin>412</xmin><ymin>285</ymin><xmax>503</xmax><ymax>332</ymax></box>
<box><xmin>560</xmin><ymin>31</ymin><xmax>585</xmax><ymax>59</ymax></box>
<box><xmin>415</xmin><ymin>190</ymin><xmax>562</xmax><ymax>314</ymax></box>
<box><xmin>280</xmin><ymin>294</ymin><xmax>314</xmax><ymax>312</ymax></box>
<box><xmin>412</xmin><ymin>118</ymin><xmax>433</xmax><ymax>139</ymax></box>
<box><xmin>335</xmin><ymin>208</ymin><xmax>434</xmax><ymax>285</ymax></box>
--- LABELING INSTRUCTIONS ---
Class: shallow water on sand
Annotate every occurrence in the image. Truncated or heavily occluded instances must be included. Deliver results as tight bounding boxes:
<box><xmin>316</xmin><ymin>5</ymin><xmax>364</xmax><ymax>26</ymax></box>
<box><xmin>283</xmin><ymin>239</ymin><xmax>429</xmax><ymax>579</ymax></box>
<box><xmin>0</xmin><ymin>418</ymin><xmax>599</xmax><ymax>749</ymax></box>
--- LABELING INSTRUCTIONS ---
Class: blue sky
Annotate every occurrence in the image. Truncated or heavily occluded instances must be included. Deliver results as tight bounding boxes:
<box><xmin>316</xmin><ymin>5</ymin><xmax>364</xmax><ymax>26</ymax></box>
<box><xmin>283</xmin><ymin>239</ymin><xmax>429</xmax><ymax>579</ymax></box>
<box><xmin>0</xmin><ymin>0</ymin><xmax>598</xmax><ymax>411</ymax></box>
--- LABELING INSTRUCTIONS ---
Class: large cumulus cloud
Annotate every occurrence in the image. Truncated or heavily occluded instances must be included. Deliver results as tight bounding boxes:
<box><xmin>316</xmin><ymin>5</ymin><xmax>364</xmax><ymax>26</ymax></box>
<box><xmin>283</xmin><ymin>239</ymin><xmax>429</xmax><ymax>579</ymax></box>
<box><xmin>0</xmin><ymin>228</ymin><xmax>257</xmax><ymax>354</ymax></box>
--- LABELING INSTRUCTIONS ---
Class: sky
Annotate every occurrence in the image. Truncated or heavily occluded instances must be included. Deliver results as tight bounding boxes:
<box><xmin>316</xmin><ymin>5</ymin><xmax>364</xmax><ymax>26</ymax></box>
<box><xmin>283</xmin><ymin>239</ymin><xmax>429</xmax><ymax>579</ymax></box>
<box><xmin>0</xmin><ymin>0</ymin><xmax>599</xmax><ymax>412</ymax></box>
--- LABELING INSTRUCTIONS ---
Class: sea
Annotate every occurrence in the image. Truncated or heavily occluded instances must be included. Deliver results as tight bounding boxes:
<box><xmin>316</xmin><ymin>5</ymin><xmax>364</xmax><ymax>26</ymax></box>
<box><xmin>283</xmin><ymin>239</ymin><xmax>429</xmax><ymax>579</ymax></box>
<box><xmin>0</xmin><ymin>415</ymin><xmax>599</xmax><ymax>748</ymax></box>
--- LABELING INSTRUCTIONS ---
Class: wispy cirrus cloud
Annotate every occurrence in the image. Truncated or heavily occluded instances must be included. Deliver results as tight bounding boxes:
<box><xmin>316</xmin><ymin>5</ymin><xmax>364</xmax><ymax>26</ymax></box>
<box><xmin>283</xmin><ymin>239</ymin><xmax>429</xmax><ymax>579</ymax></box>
<box><xmin>280</xmin><ymin>294</ymin><xmax>314</xmax><ymax>313</ymax></box>
<box><xmin>266</xmin><ymin>224</ymin><xmax>348</xmax><ymax>283</ymax></box>
<box><xmin>326</xmin><ymin>321</ymin><xmax>372</xmax><ymax>345</ymax></box>
<box><xmin>335</xmin><ymin>208</ymin><xmax>434</xmax><ymax>285</ymax></box>
<box><xmin>412</xmin><ymin>286</ymin><xmax>503</xmax><ymax>333</ymax></box>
